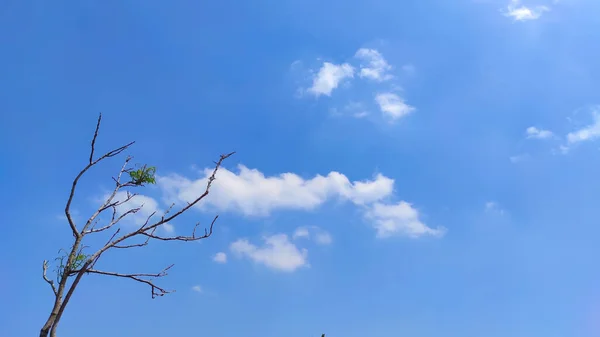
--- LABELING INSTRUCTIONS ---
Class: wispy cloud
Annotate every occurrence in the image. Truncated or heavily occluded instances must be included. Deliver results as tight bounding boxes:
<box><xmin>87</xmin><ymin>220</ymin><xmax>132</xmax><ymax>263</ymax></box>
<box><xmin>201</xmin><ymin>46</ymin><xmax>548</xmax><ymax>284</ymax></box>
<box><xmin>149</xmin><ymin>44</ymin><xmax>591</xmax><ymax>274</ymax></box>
<box><xmin>230</xmin><ymin>234</ymin><xmax>309</xmax><ymax>272</ymax></box>
<box><xmin>554</xmin><ymin>106</ymin><xmax>600</xmax><ymax>153</ymax></box>
<box><xmin>293</xmin><ymin>226</ymin><xmax>333</xmax><ymax>245</ymax></box>
<box><xmin>566</xmin><ymin>110</ymin><xmax>600</xmax><ymax>145</ymax></box>
<box><xmin>191</xmin><ymin>285</ymin><xmax>203</xmax><ymax>293</ymax></box>
<box><xmin>485</xmin><ymin>201</ymin><xmax>506</xmax><ymax>215</ymax></box>
<box><xmin>213</xmin><ymin>252</ymin><xmax>227</xmax><ymax>264</ymax></box>
<box><xmin>299</xmin><ymin>47</ymin><xmax>417</xmax><ymax>123</ymax></box>
<box><xmin>504</xmin><ymin>0</ymin><xmax>549</xmax><ymax>21</ymax></box>
<box><xmin>526</xmin><ymin>126</ymin><xmax>554</xmax><ymax>139</ymax></box>
<box><xmin>375</xmin><ymin>92</ymin><xmax>415</xmax><ymax>120</ymax></box>
<box><xmin>355</xmin><ymin>48</ymin><xmax>393</xmax><ymax>82</ymax></box>
<box><xmin>509</xmin><ymin>154</ymin><xmax>530</xmax><ymax>163</ymax></box>
<box><xmin>330</xmin><ymin>101</ymin><xmax>370</xmax><ymax>119</ymax></box>
<box><xmin>364</xmin><ymin>202</ymin><xmax>445</xmax><ymax>238</ymax></box>
<box><xmin>307</xmin><ymin>62</ymin><xmax>355</xmax><ymax>97</ymax></box>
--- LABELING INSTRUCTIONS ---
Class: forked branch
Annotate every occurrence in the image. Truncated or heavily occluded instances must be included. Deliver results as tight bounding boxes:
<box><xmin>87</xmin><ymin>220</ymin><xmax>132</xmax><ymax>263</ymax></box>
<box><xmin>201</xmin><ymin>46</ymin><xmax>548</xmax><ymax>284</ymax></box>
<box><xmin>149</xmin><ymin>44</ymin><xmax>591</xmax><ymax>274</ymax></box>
<box><xmin>95</xmin><ymin>151</ymin><xmax>235</xmax><ymax>256</ymax></box>
<box><xmin>41</xmin><ymin>112</ymin><xmax>235</xmax><ymax>337</ymax></box>
<box><xmin>64</xmin><ymin>113</ymin><xmax>135</xmax><ymax>238</ymax></box>
<box><xmin>74</xmin><ymin>264</ymin><xmax>175</xmax><ymax>298</ymax></box>
<box><xmin>42</xmin><ymin>261</ymin><xmax>58</xmax><ymax>296</ymax></box>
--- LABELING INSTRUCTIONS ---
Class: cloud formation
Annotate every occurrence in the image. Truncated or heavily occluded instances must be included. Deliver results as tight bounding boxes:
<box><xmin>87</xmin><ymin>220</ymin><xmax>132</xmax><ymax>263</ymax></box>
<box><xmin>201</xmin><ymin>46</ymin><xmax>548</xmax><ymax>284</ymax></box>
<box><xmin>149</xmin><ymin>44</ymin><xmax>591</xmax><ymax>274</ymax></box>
<box><xmin>526</xmin><ymin>126</ymin><xmax>554</xmax><ymax>139</ymax></box>
<box><xmin>230</xmin><ymin>234</ymin><xmax>308</xmax><ymax>272</ymax></box>
<box><xmin>299</xmin><ymin>47</ymin><xmax>416</xmax><ymax>123</ymax></box>
<box><xmin>566</xmin><ymin>109</ymin><xmax>600</xmax><ymax>145</ymax></box>
<box><xmin>355</xmin><ymin>48</ymin><xmax>393</xmax><ymax>81</ymax></box>
<box><xmin>158</xmin><ymin>165</ymin><xmax>442</xmax><ymax>239</ymax></box>
<box><xmin>509</xmin><ymin>154</ymin><xmax>530</xmax><ymax>163</ymax></box>
<box><xmin>504</xmin><ymin>0</ymin><xmax>549</xmax><ymax>21</ymax></box>
<box><xmin>375</xmin><ymin>92</ymin><xmax>415</xmax><ymax>120</ymax></box>
<box><xmin>213</xmin><ymin>252</ymin><xmax>227</xmax><ymax>264</ymax></box>
<box><xmin>485</xmin><ymin>201</ymin><xmax>506</xmax><ymax>215</ymax></box>
<box><xmin>293</xmin><ymin>226</ymin><xmax>333</xmax><ymax>245</ymax></box>
<box><xmin>307</xmin><ymin>62</ymin><xmax>355</xmax><ymax>97</ymax></box>
<box><xmin>158</xmin><ymin>167</ymin><xmax>394</xmax><ymax>216</ymax></box>
<box><xmin>365</xmin><ymin>202</ymin><xmax>445</xmax><ymax>238</ymax></box>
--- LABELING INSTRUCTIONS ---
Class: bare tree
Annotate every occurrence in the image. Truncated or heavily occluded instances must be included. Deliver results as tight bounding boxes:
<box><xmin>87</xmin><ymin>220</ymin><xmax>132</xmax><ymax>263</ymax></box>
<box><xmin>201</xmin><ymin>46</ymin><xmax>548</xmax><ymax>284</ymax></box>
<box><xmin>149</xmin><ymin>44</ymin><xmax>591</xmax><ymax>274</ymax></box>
<box><xmin>40</xmin><ymin>114</ymin><xmax>234</xmax><ymax>337</ymax></box>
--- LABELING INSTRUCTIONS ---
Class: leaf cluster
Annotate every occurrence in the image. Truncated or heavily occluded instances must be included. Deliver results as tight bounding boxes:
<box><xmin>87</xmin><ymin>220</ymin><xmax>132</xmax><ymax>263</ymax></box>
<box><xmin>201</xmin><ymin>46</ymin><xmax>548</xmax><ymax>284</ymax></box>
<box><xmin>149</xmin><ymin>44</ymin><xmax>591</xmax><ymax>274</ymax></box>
<box><xmin>128</xmin><ymin>165</ymin><xmax>156</xmax><ymax>185</ymax></box>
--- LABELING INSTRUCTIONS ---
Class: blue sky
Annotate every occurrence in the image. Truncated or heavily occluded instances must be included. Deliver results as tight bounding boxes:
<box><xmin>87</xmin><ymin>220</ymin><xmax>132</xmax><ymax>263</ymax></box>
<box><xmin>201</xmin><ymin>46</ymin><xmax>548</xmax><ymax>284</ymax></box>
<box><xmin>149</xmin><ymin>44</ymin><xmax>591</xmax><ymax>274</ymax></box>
<box><xmin>2</xmin><ymin>0</ymin><xmax>600</xmax><ymax>336</ymax></box>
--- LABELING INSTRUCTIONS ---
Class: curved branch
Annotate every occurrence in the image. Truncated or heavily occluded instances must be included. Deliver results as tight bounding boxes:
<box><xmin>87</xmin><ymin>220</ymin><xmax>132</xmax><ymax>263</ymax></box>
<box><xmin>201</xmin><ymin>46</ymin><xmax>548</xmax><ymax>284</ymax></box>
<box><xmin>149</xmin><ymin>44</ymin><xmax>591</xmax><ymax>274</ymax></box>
<box><xmin>64</xmin><ymin>113</ymin><xmax>135</xmax><ymax>238</ymax></box>
<box><xmin>97</xmin><ymin>151</ymin><xmax>235</xmax><ymax>254</ymax></box>
<box><xmin>42</xmin><ymin>260</ymin><xmax>58</xmax><ymax>296</ymax></box>
<box><xmin>140</xmin><ymin>215</ymin><xmax>218</xmax><ymax>242</ymax></box>
<box><xmin>82</xmin><ymin>158</ymin><xmax>136</xmax><ymax>234</ymax></box>
<box><xmin>82</xmin><ymin>265</ymin><xmax>175</xmax><ymax>298</ymax></box>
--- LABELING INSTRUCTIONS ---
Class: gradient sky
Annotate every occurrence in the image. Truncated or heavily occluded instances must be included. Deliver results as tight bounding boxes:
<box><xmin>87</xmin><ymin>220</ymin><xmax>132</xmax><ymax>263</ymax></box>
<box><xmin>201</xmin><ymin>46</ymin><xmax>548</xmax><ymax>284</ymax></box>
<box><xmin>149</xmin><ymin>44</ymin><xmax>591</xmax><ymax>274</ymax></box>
<box><xmin>2</xmin><ymin>0</ymin><xmax>600</xmax><ymax>336</ymax></box>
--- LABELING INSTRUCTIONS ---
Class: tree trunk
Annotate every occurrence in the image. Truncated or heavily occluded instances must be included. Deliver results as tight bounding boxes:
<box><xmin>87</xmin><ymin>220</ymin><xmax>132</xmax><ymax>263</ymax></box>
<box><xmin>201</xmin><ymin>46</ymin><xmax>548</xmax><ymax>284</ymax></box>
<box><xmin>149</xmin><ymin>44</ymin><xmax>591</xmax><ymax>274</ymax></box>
<box><xmin>40</xmin><ymin>310</ymin><xmax>58</xmax><ymax>337</ymax></box>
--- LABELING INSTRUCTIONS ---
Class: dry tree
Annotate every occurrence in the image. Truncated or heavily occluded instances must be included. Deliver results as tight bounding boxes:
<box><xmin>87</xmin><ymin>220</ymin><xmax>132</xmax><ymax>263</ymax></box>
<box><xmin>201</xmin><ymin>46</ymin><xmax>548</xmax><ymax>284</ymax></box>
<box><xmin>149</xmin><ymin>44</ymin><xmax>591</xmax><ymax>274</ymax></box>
<box><xmin>40</xmin><ymin>114</ymin><xmax>234</xmax><ymax>337</ymax></box>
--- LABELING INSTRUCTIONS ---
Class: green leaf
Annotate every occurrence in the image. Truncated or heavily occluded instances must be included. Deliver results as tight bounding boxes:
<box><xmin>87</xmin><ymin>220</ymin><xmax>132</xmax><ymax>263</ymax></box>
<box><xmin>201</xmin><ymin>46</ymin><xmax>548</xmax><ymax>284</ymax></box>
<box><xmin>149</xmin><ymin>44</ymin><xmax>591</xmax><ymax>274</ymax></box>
<box><xmin>129</xmin><ymin>165</ymin><xmax>157</xmax><ymax>185</ymax></box>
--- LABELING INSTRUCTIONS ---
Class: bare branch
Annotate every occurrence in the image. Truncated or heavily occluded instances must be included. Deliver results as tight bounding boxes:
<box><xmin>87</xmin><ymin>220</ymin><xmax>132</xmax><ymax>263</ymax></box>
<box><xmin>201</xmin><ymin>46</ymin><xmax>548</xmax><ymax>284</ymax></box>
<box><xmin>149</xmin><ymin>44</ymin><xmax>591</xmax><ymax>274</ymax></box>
<box><xmin>113</xmin><ymin>227</ymin><xmax>156</xmax><ymax>249</ymax></box>
<box><xmin>96</xmin><ymin>152</ymin><xmax>234</xmax><ymax>254</ymax></box>
<box><xmin>89</xmin><ymin>114</ymin><xmax>102</xmax><ymax>164</ymax></box>
<box><xmin>105</xmin><ymin>228</ymin><xmax>121</xmax><ymax>247</ymax></box>
<box><xmin>64</xmin><ymin>114</ymin><xmax>135</xmax><ymax>239</ymax></box>
<box><xmin>82</xmin><ymin>157</ymin><xmax>136</xmax><ymax>234</ymax></box>
<box><xmin>82</xmin><ymin>265</ymin><xmax>175</xmax><ymax>298</ymax></box>
<box><xmin>140</xmin><ymin>215</ymin><xmax>219</xmax><ymax>242</ymax></box>
<box><xmin>84</xmin><ymin>203</ymin><xmax>141</xmax><ymax>235</ymax></box>
<box><xmin>143</xmin><ymin>152</ymin><xmax>234</xmax><ymax>229</ymax></box>
<box><xmin>42</xmin><ymin>260</ymin><xmax>58</xmax><ymax>296</ymax></box>
<box><xmin>41</xmin><ymin>115</ymin><xmax>233</xmax><ymax>337</ymax></box>
<box><xmin>157</xmin><ymin>152</ymin><xmax>234</xmax><ymax>226</ymax></box>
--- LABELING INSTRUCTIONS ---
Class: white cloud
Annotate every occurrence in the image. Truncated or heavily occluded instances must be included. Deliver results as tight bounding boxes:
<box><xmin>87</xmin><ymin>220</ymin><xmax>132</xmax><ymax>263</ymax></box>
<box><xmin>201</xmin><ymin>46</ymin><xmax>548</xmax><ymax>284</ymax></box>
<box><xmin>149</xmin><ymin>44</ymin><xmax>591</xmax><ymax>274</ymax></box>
<box><xmin>485</xmin><ymin>201</ymin><xmax>505</xmax><ymax>215</ymax></box>
<box><xmin>566</xmin><ymin>111</ymin><xmax>600</xmax><ymax>145</ymax></box>
<box><xmin>556</xmin><ymin>145</ymin><xmax>570</xmax><ymax>154</ymax></box>
<box><xmin>213</xmin><ymin>252</ymin><xmax>227</xmax><ymax>264</ymax></box>
<box><xmin>355</xmin><ymin>48</ymin><xmax>393</xmax><ymax>81</ymax></box>
<box><xmin>159</xmin><ymin>166</ymin><xmax>442</xmax><ymax>239</ymax></box>
<box><xmin>315</xmin><ymin>231</ymin><xmax>333</xmax><ymax>245</ymax></box>
<box><xmin>375</xmin><ymin>93</ymin><xmax>415</xmax><ymax>120</ymax></box>
<box><xmin>504</xmin><ymin>0</ymin><xmax>549</xmax><ymax>21</ymax></box>
<box><xmin>292</xmin><ymin>227</ymin><xmax>310</xmax><ymax>239</ymax></box>
<box><xmin>191</xmin><ymin>285</ymin><xmax>202</xmax><ymax>293</ymax></box>
<box><xmin>293</xmin><ymin>226</ymin><xmax>333</xmax><ymax>245</ymax></box>
<box><xmin>158</xmin><ymin>167</ymin><xmax>394</xmax><ymax>217</ymax></box>
<box><xmin>509</xmin><ymin>154</ymin><xmax>530</xmax><ymax>163</ymax></box>
<box><xmin>526</xmin><ymin>126</ymin><xmax>554</xmax><ymax>139</ymax></box>
<box><xmin>307</xmin><ymin>62</ymin><xmax>354</xmax><ymax>97</ymax></box>
<box><xmin>364</xmin><ymin>202</ymin><xmax>445</xmax><ymax>238</ymax></box>
<box><xmin>343</xmin><ymin>101</ymin><xmax>370</xmax><ymax>119</ymax></box>
<box><xmin>230</xmin><ymin>234</ymin><xmax>308</xmax><ymax>272</ymax></box>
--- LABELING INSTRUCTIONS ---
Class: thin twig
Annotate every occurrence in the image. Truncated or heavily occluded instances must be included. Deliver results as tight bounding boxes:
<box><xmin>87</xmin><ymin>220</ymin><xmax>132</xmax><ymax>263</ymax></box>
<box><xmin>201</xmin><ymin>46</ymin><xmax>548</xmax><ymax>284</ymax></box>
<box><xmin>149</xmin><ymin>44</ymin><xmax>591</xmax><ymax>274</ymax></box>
<box><xmin>82</xmin><ymin>265</ymin><xmax>175</xmax><ymax>298</ymax></box>
<box><xmin>42</xmin><ymin>260</ymin><xmax>58</xmax><ymax>296</ymax></box>
<box><xmin>140</xmin><ymin>215</ymin><xmax>218</xmax><ymax>242</ymax></box>
<box><xmin>96</xmin><ymin>152</ymin><xmax>234</xmax><ymax>255</ymax></box>
<box><xmin>89</xmin><ymin>114</ymin><xmax>102</xmax><ymax>164</ymax></box>
<box><xmin>82</xmin><ymin>157</ymin><xmax>136</xmax><ymax>234</ymax></box>
<box><xmin>64</xmin><ymin>114</ymin><xmax>135</xmax><ymax>239</ymax></box>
